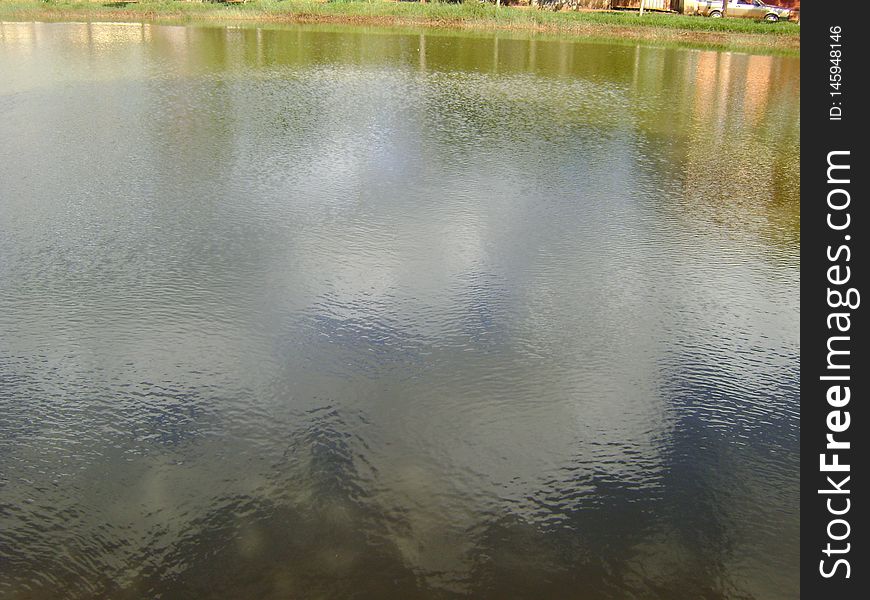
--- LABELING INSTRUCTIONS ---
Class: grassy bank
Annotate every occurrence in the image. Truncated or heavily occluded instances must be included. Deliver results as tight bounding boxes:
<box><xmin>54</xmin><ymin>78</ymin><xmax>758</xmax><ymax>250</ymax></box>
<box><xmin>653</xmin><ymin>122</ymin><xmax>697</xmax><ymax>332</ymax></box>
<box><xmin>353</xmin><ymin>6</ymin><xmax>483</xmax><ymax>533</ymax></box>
<box><xmin>0</xmin><ymin>1</ymin><xmax>800</xmax><ymax>52</ymax></box>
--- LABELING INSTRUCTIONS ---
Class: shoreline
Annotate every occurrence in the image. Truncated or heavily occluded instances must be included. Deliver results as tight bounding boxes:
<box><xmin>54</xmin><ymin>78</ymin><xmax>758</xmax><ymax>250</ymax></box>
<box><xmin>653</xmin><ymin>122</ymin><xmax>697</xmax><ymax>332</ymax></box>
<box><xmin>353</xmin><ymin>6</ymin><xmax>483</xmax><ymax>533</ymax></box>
<box><xmin>0</xmin><ymin>1</ymin><xmax>800</xmax><ymax>53</ymax></box>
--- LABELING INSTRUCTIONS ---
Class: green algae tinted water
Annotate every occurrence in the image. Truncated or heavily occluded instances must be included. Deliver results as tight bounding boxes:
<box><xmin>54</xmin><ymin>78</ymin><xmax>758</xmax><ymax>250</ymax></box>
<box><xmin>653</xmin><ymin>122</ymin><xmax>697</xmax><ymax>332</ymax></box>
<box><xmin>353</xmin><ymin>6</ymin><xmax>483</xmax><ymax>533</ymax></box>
<box><xmin>0</xmin><ymin>21</ymin><xmax>799</xmax><ymax>600</ymax></box>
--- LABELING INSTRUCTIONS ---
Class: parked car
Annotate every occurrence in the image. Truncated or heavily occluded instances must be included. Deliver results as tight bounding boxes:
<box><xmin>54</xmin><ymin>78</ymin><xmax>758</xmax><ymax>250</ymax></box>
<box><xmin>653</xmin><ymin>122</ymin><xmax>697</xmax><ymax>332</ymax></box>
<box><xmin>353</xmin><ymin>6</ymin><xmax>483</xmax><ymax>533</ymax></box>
<box><xmin>691</xmin><ymin>0</ymin><xmax>792</xmax><ymax>21</ymax></box>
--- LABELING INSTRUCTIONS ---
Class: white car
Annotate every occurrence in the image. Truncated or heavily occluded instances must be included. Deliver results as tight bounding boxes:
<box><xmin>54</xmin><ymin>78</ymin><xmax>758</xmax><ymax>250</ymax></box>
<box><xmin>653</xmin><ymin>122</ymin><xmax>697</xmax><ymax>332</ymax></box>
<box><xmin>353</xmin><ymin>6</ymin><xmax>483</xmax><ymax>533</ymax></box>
<box><xmin>692</xmin><ymin>0</ymin><xmax>793</xmax><ymax>22</ymax></box>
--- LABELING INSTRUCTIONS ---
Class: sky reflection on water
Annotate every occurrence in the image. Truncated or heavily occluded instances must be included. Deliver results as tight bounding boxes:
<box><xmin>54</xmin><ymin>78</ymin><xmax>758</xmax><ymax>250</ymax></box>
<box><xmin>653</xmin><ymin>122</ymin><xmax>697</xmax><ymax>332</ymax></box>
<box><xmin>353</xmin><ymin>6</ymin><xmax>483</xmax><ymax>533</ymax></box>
<box><xmin>0</xmin><ymin>21</ymin><xmax>799</xmax><ymax>599</ymax></box>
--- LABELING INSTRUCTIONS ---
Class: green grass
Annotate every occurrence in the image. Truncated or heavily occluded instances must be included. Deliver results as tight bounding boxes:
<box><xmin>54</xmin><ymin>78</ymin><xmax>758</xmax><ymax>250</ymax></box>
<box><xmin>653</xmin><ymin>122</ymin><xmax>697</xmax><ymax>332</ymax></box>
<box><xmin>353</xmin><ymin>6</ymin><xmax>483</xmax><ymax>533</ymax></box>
<box><xmin>0</xmin><ymin>1</ymin><xmax>800</xmax><ymax>52</ymax></box>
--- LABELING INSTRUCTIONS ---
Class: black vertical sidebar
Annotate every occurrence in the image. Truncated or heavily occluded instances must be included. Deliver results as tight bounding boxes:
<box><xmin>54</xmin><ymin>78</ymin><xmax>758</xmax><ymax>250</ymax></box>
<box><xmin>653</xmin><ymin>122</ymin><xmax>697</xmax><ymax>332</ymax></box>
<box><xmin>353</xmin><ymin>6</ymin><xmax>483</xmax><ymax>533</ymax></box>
<box><xmin>802</xmin><ymin>3</ymin><xmax>866</xmax><ymax>597</ymax></box>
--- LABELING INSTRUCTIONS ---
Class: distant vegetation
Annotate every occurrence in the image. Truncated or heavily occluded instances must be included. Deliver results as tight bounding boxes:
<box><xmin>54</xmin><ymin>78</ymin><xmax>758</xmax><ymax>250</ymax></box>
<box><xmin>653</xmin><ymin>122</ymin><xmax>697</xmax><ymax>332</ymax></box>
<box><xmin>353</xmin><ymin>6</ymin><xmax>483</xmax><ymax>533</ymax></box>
<box><xmin>0</xmin><ymin>1</ymin><xmax>800</xmax><ymax>52</ymax></box>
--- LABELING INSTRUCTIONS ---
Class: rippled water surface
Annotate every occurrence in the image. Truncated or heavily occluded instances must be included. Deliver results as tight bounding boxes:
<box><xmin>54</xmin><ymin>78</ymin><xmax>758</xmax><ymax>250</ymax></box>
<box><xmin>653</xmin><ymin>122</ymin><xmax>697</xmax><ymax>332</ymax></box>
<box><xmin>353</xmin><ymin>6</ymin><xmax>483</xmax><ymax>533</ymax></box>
<box><xmin>0</xmin><ymin>21</ymin><xmax>799</xmax><ymax>600</ymax></box>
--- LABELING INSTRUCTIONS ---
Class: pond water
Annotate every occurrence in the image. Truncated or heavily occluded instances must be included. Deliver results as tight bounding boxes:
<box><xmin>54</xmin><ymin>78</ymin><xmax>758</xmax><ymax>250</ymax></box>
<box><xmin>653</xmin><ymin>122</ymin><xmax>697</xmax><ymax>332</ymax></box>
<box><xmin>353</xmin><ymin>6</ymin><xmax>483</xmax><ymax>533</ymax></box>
<box><xmin>0</xmin><ymin>21</ymin><xmax>799</xmax><ymax>600</ymax></box>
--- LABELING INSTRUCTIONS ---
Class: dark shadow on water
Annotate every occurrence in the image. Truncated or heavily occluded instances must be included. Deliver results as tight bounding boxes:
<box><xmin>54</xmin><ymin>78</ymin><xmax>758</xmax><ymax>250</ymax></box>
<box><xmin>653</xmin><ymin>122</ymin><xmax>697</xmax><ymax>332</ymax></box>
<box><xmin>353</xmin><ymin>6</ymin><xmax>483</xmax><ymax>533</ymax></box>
<box><xmin>131</xmin><ymin>497</ymin><xmax>424</xmax><ymax>599</ymax></box>
<box><xmin>129</xmin><ymin>406</ymin><xmax>424</xmax><ymax>598</ymax></box>
<box><xmin>463</xmin><ymin>478</ymin><xmax>751</xmax><ymax>600</ymax></box>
